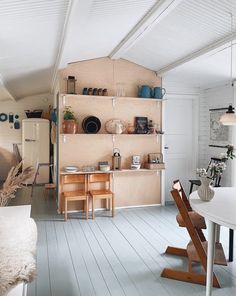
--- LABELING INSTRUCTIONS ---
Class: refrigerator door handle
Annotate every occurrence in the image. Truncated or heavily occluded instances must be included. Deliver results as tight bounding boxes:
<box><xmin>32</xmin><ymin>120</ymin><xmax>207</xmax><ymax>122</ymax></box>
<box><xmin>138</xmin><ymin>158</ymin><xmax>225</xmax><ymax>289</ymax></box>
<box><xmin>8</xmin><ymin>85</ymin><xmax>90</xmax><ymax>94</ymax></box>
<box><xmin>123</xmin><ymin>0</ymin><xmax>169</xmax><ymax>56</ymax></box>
<box><xmin>25</xmin><ymin>138</ymin><xmax>36</xmax><ymax>142</ymax></box>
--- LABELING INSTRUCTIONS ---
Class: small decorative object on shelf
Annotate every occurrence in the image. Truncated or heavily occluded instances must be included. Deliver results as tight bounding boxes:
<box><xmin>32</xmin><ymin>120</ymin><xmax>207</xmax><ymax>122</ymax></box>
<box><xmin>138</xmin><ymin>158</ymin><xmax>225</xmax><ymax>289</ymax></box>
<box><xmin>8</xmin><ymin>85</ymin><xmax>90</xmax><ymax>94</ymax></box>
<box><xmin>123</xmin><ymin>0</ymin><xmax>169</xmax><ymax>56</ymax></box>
<box><xmin>148</xmin><ymin>119</ymin><xmax>155</xmax><ymax>134</ymax></box>
<box><xmin>92</xmin><ymin>88</ymin><xmax>98</xmax><ymax>95</ymax></box>
<box><xmin>138</xmin><ymin>85</ymin><xmax>152</xmax><ymax>98</ymax></box>
<box><xmin>135</xmin><ymin>116</ymin><xmax>148</xmax><ymax>134</ymax></box>
<box><xmin>102</xmin><ymin>89</ymin><xmax>108</xmax><ymax>96</ymax></box>
<box><xmin>82</xmin><ymin>87</ymin><xmax>88</xmax><ymax>95</ymax></box>
<box><xmin>131</xmin><ymin>155</ymin><xmax>141</xmax><ymax>170</ymax></box>
<box><xmin>98</xmin><ymin>161</ymin><xmax>110</xmax><ymax>171</ymax></box>
<box><xmin>112</xmin><ymin>148</ymin><xmax>121</xmax><ymax>170</ymax></box>
<box><xmin>82</xmin><ymin>116</ymin><xmax>101</xmax><ymax>134</ymax></box>
<box><xmin>98</xmin><ymin>88</ymin><xmax>103</xmax><ymax>96</ymax></box>
<box><xmin>88</xmin><ymin>88</ymin><xmax>93</xmax><ymax>95</ymax></box>
<box><xmin>153</xmin><ymin>86</ymin><xmax>166</xmax><ymax>99</ymax></box>
<box><xmin>138</xmin><ymin>85</ymin><xmax>166</xmax><ymax>99</ymax></box>
<box><xmin>82</xmin><ymin>87</ymin><xmax>108</xmax><ymax>96</ymax></box>
<box><xmin>145</xmin><ymin>153</ymin><xmax>165</xmax><ymax>169</ymax></box>
<box><xmin>66</xmin><ymin>76</ymin><xmax>76</xmax><ymax>94</ymax></box>
<box><xmin>116</xmin><ymin>83</ymin><xmax>125</xmax><ymax>97</ymax></box>
<box><xmin>127</xmin><ymin>122</ymin><xmax>135</xmax><ymax>134</ymax></box>
<box><xmin>148</xmin><ymin>153</ymin><xmax>162</xmax><ymax>163</ymax></box>
<box><xmin>62</xmin><ymin>106</ymin><xmax>77</xmax><ymax>134</ymax></box>
<box><xmin>82</xmin><ymin>165</ymin><xmax>96</xmax><ymax>172</ymax></box>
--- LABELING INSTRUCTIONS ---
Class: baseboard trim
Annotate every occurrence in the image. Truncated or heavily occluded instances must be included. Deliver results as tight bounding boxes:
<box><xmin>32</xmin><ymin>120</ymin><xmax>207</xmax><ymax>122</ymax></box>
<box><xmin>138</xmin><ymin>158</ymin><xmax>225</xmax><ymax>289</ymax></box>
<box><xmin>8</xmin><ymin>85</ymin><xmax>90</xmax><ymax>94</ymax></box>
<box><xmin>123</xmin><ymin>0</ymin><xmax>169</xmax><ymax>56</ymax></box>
<box><xmin>58</xmin><ymin>203</ymin><xmax>162</xmax><ymax>214</ymax></box>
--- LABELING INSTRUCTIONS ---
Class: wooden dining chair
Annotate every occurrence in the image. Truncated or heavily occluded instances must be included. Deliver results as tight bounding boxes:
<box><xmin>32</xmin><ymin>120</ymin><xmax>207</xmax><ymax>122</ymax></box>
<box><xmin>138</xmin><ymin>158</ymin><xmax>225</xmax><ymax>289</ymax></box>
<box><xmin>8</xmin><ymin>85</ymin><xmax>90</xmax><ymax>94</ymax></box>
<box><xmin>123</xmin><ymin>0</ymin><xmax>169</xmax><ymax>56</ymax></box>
<box><xmin>173</xmin><ymin>180</ymin><xmax>207</xmax><ymax>242</ymax></box>
<box><xmin>88</xmin><ymin>173</ymin><xmax>114</xmax><ymax>219</ymax></box>
<box><xmin>161</xmin><ymin>180</ymin><xmax>227</xmax><ymax>287</ymax></box>
<box><xmin>61</xmin><ymin>174</ymin><xmax>88</xmax><ymax>221</ymax></box>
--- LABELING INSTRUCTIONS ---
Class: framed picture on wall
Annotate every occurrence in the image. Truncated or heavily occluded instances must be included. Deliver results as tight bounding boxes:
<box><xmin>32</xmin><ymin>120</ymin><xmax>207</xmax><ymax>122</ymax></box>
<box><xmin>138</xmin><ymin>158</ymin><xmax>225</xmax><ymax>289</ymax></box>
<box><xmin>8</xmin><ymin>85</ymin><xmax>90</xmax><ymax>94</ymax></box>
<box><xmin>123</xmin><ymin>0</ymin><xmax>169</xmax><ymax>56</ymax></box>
<box><xmin>210</xmin><ymin>110</ymin><xmax>229</xmax><ymax>142</ymax></box>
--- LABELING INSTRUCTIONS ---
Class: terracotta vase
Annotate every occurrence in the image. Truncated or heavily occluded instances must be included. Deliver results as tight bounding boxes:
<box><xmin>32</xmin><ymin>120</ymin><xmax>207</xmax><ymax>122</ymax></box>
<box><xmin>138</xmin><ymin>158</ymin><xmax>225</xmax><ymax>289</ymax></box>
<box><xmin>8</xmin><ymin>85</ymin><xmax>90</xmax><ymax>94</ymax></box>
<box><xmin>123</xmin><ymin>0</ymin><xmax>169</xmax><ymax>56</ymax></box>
<box><xmin>197</xmin><ymin>177</ymin><xmax>215</xmax><ymax>201</ymax></box>
<box><xmin>62</xmin><ymin>120</ymin><xmax>77</xmax><ymax>134</ymax></box>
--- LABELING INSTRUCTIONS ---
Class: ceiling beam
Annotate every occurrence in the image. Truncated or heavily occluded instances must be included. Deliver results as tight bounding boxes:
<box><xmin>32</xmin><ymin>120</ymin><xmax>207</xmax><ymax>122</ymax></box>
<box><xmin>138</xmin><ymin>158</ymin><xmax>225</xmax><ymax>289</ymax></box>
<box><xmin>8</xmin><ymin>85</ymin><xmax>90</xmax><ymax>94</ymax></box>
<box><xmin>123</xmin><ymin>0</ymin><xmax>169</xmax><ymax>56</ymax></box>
<box><xmin>157</xmin><ymin>31</ymin><xmax>236</xmax><ymax>75</ymax></box>
<box><xmin>50</xmin><ymin>0</ymin><xmax>75</xmax><ymax>93</ymax></box>
<box><xmin>109</xmin><ymin>0</ymin><xmax>183</xmax><ymax>59</ymax></box>
<box><xmin>0</xmin><ymin>75</ymin><xmax>16</xmax><ymax>101</ymax></box>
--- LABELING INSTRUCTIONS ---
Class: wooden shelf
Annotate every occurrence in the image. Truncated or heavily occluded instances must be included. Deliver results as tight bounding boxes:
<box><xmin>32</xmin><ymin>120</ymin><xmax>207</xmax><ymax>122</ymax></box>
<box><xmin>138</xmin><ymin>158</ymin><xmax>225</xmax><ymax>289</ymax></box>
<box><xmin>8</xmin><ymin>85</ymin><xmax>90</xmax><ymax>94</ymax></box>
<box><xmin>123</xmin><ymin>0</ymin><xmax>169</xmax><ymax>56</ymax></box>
<box><xmin>60</xmin><ymin>133</ymin><xmax>164</xmax><ymax>136</ymax></box>
<box><xmin>60</xmin><ymin>168</ymin><xmax>164</xmax><ymax>175</ymax></box>
<box><xmin>61</xmin><ymin>94</ymin><xmax>166</xmax><ymax>102</ymax></box>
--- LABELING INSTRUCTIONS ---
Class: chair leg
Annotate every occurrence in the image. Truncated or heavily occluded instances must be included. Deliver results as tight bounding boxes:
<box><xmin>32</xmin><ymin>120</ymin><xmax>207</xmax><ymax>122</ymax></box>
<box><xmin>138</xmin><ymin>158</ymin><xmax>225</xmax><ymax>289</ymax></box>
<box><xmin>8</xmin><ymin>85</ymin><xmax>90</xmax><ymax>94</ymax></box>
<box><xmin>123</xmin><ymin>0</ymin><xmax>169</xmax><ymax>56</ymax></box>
<box><xmin>112</xmin><ymin>195</ymin><xmax>115</xmax><ymax>217</ymax></box>
<box><xmin>64</xmin><ymin>199</ymin><xmax>67</xmax><ymax>221</ymax></box>
<box><xmin>92</xmin><ymin>197</ymin><xmax>95</xmax><ymax>220</ymax></box>
<box><xmin>229</xmin><ymin>229</ymin><xmax>234</xmax><ymax>262</ymax></box>
<box><xmin>189</xmin><ymin>182</ymin><xmax>194</xmax><ymax>195</ymax></box>
<box><xmin>86</xmin><ymin>198</ymin><xmax>88</xmax><ymax>220</ymax></box>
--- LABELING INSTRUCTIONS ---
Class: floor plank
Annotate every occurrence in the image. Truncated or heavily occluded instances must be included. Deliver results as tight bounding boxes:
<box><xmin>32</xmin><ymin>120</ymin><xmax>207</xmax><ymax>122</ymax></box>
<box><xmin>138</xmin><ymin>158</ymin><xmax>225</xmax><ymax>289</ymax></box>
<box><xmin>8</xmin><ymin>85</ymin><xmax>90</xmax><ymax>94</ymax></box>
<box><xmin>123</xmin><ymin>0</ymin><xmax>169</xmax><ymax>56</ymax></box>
<box><xmin>12</xmin><ymin>187</ymin><xmax>236</xmax><ymax>296</ymax></box>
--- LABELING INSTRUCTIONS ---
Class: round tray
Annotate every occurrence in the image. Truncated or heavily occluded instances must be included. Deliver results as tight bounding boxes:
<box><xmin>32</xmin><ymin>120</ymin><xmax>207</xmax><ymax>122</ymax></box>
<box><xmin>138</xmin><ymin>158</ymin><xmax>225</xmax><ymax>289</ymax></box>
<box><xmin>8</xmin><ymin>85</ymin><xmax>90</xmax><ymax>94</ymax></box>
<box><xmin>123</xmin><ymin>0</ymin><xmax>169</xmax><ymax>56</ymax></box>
<box><xmin>105</xmin><ymin>119</ymin><xmax>126</xmax><ymax>134</ymax></box>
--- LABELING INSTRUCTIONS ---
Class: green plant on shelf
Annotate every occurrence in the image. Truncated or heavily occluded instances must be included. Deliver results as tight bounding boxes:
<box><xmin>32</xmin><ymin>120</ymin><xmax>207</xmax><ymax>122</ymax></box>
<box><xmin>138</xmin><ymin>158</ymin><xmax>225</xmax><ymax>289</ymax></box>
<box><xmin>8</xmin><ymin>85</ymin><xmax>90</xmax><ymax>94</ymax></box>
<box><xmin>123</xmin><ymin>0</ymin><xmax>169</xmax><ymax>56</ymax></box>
<box><xmin>63</xmin><ymin>106</ymin><xmax>75</xmax><ymax>120</ymax></box>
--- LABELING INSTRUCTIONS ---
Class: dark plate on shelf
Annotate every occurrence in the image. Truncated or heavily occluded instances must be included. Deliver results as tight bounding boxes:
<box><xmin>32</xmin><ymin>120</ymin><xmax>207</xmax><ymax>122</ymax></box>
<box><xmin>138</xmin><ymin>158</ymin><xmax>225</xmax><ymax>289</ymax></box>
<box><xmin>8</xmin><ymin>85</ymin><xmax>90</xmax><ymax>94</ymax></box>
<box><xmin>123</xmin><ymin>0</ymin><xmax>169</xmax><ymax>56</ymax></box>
<box><xmin>82</xmin><ymin>116</ymin><xmax>101</xmax><ymax>133</ymax></box>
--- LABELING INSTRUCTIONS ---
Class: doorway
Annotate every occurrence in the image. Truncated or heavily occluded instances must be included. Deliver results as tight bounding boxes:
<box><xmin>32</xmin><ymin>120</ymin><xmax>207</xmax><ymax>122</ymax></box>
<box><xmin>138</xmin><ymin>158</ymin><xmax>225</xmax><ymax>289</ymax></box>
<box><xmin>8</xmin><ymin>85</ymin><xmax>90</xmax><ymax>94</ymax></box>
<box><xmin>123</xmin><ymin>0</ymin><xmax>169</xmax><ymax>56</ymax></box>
<box><xmin>164</xmin><ymin>95</ymin><xmax>198</xmax><ymax>202</ymax></box>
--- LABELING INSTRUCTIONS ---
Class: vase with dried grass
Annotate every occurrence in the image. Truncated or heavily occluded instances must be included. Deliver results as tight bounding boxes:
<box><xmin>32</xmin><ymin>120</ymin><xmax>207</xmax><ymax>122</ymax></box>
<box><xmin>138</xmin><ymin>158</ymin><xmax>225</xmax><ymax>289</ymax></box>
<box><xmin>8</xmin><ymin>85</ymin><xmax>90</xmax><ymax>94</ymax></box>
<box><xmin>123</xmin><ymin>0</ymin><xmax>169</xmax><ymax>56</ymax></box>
<box><xmin>0</xmin><ymin>161</ymin><xmax>35</xmax><ymax>207</ymax></box>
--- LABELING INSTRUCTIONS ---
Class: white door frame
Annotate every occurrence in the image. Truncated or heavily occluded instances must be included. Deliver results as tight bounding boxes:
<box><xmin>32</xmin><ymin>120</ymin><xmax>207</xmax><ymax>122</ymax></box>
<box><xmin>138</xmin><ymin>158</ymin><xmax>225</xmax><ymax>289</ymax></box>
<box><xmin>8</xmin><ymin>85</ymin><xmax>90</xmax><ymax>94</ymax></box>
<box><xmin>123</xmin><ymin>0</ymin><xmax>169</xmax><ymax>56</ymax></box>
<box><xmin>162</xmin><ymin>92</ymin><xmax>199</xmax><ymax>204</ymax></box>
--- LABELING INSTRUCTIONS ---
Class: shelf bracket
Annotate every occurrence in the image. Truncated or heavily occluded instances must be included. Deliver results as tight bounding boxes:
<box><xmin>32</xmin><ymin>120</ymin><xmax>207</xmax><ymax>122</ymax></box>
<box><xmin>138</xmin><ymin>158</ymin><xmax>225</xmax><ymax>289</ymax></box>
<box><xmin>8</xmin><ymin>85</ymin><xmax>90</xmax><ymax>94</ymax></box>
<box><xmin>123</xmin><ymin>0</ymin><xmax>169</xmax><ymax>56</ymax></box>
<box><xmin>112</xmin><ymin>97</ymin><xmax>116</xmax><ymax>108</ymax></box>
<box><xmin>62</xmin><ymin>95</ymin><xmax>66</xmax><ymax>107</ymax></box>
<box><xmin>112</xmin><ymin>134</ymin><xmax>115</xmax><ymax>145</ymax></box>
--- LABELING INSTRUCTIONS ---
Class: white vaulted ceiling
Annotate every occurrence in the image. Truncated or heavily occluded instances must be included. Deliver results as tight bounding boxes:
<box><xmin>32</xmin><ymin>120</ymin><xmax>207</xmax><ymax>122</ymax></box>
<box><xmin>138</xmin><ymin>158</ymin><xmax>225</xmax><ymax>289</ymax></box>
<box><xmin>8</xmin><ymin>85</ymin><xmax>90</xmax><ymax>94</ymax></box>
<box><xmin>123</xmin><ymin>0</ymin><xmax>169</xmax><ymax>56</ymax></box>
<box><xmin>124</xmin><ymin>0</ymin><xmax>236</xmax><ymax>72</ymax></box>
<box><xmin>0</xmin><ymin>0</ymin><xmax>70</xmax><ymax>100</ymax></box>
<box><xmin>1</xmin><ymin>0</ymin><xmax>236</xmax><ymax>100</ymax></box>
<box><xmin>59</xmin><ymin>0</ymin><xmax>159</xmax><ymax>67</ymax></box>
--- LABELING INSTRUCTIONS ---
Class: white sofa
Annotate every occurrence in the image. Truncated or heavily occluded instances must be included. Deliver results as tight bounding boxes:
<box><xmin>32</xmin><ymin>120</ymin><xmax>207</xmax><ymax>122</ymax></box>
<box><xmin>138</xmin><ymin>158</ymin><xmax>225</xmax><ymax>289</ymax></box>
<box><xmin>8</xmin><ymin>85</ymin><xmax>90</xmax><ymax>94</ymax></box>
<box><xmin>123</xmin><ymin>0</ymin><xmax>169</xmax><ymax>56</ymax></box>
<box><xmin>0</xmin><ymin>205</ymin><xmax>37</xmax><ymax>296</ymax></box>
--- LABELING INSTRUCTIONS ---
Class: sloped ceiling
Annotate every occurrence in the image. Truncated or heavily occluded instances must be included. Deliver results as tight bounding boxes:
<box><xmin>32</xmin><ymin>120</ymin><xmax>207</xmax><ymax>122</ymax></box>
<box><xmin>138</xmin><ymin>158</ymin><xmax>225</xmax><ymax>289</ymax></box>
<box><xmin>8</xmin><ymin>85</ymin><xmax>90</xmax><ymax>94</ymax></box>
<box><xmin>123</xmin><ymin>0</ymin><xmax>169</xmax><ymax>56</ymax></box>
<box><xmin>0</xmin><ymin>0</ymin><xmax>70</xmax><ymax>100</ymax></box>
<box><xmin>1</xmin><ymin>0</ymin><xmax>236</xmax><ymax>101</ymax></box>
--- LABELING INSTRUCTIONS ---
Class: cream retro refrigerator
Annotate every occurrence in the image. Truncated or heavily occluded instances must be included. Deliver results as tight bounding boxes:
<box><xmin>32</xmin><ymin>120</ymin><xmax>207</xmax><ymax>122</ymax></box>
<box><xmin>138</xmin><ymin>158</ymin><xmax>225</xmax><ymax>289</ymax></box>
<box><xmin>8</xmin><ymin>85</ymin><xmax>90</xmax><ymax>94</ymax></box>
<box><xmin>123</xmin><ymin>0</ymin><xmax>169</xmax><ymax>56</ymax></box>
<box><xmin>22</xmin><ymin>118</ymin><xmax>50</xmax><ymax>184</ymax></box>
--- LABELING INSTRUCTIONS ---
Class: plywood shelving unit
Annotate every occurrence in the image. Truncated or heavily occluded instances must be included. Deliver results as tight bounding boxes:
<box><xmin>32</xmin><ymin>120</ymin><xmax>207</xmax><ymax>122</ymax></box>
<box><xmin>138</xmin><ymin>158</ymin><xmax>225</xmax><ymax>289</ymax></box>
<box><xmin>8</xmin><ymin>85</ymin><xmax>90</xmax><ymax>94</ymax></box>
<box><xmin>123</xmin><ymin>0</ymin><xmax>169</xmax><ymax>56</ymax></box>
<box><xmin>58</xmin><ymin>57</ymin><xmax>165</xmax><ymax>211</ymax></box>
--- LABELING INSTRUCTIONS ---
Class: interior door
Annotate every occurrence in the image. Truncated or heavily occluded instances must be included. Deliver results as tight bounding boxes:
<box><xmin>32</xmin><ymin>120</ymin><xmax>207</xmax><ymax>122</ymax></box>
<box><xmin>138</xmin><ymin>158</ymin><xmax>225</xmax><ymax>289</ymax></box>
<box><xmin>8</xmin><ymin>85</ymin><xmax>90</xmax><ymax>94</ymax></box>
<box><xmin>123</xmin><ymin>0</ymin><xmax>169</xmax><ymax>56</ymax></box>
<box><xmin>164</xmin><ymin>97</ymin><xmax>196</xmax><ymax>202</ymax></box>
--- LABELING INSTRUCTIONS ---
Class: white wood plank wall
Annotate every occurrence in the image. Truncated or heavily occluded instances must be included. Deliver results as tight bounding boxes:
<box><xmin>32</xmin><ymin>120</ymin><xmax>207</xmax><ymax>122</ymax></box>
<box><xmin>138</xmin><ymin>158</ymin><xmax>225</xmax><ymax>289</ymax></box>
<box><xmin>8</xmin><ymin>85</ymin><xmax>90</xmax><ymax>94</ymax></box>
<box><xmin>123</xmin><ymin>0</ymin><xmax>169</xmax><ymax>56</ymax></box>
<box><xmin>198</xmin><ymin>83</ymin><xmax>234</xmax><ymax>186</ymax></box>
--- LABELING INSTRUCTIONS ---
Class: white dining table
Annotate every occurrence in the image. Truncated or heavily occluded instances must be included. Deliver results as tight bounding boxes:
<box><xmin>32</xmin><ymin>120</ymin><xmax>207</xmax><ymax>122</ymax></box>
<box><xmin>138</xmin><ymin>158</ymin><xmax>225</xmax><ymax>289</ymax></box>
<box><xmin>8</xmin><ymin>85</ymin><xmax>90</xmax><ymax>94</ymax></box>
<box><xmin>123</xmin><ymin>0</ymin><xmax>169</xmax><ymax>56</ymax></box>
<box><xmin>190</xmin><ymin>187</ymin><xmax>236</xmax><ymax>296</ymax></box>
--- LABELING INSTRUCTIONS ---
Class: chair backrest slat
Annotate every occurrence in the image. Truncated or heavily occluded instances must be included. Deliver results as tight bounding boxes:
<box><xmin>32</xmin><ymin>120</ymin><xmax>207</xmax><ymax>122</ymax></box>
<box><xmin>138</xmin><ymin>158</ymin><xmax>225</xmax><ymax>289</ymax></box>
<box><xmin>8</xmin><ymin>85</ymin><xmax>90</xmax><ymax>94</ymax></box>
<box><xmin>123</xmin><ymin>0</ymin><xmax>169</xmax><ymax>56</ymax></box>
<box><xmin>88</xmin><ymin>173</ymin><xmax>110</xmax><ymax>183</ymax></box>
<box><xmin>61</xmin><ymin>174</ymin><xmax>86</xmax><ymax>184</ymax></box>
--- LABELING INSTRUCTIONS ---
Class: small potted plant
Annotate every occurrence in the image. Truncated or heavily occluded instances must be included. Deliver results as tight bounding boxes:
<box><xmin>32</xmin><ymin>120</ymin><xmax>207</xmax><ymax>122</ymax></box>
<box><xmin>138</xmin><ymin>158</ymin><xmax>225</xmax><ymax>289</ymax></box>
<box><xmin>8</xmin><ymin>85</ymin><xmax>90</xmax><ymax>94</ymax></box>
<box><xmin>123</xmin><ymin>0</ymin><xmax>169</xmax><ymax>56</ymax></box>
<box><xmin>62</xmin><ymin>106</ymin><xmax>77</xmax><ymax>134</ymax></box>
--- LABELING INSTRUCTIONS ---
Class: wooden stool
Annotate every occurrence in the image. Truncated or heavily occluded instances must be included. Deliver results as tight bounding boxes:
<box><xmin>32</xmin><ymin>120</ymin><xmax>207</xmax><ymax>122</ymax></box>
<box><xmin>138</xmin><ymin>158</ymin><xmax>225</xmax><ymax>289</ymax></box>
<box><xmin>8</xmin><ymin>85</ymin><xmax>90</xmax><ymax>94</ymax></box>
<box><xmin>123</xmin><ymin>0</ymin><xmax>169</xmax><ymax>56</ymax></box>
<box><xmin>61</xmin><ymin>174</ymin><xmax>88</xmax><ymax>221</ymax></box>
<box><xmin>88</xmin><ymin>173</ymin><xmax>114</xmax><ymax>219</ymax></box>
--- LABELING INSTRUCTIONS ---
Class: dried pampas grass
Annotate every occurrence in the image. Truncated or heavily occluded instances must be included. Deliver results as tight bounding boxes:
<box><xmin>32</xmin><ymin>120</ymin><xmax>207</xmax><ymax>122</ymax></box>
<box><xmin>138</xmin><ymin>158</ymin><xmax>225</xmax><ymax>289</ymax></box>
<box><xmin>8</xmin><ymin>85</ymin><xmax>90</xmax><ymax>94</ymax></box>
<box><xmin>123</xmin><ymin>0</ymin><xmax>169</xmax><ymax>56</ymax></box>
<box><xmin>0</xmin><ymin>162</ymin><xmax>35</xmax><ymax>207</ymax></box>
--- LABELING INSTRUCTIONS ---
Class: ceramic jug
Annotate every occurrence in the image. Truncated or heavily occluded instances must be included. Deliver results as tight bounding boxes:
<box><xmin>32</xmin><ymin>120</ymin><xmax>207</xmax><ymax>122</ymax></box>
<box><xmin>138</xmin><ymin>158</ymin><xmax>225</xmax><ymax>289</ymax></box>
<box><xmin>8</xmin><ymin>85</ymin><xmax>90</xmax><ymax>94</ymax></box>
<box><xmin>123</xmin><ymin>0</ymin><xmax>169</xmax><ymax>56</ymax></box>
<box><xmin>153</xmin><ymin>87</ymin><xmax>166</xmax><ymax>99</ymax></box>
<box><xmin>138</xmin><ymin>85</ymin><xmax>152</xmax><ymax>98</ymax></box>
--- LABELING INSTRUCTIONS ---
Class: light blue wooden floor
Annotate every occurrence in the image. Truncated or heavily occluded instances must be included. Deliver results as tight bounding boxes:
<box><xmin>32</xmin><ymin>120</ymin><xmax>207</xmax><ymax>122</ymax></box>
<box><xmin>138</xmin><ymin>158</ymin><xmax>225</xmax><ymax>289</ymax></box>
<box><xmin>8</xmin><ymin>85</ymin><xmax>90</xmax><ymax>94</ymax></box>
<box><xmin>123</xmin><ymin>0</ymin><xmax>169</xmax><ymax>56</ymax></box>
<box><xmin>14</xmin><ymin>187</ymin><xmax>236</xmax><ymax>296</ymax></box>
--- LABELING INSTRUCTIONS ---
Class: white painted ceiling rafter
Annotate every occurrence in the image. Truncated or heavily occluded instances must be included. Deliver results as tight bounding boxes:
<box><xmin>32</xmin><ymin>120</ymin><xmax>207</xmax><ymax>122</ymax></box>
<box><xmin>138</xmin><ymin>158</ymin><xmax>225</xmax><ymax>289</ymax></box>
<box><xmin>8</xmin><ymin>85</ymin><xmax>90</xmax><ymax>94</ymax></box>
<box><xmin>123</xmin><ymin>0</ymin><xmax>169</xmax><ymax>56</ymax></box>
<box><xmin>157</xmin><ymin>31</ymin><xmax>236</xmax><ymax>75</ymax></box>
<box><xmin>50</xmin><ymin>0</ymin><xmax>75</xmax><ymax>92</ymax></box>
<box><xmin>0</xmin><ymin>74</ymin><xmax>15</xmax><ymax>101</ymax></box>
<box><xmin>109</xmin><ymin>0</ymin><xmax>184</xmax><ymax>59</ymax></box>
